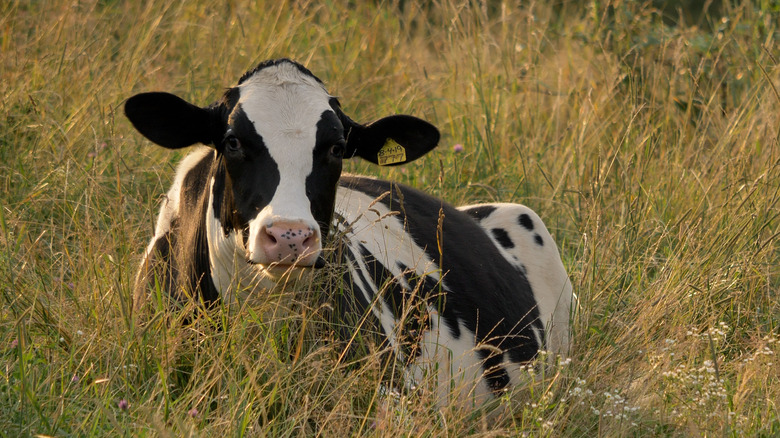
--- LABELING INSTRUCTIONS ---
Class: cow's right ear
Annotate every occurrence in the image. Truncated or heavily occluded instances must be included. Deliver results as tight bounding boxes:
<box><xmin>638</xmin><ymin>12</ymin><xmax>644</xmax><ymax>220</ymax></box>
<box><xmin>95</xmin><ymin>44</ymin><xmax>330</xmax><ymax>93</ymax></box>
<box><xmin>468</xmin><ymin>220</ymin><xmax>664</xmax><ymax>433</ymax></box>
<box><xmin>345</xmin><ymin>115</ymin><xmax>440</xmax><ymax>166</ymax></box>
<box><xmin>331</xmin><ymin>99</ymin><xmax>439</xmax><ymax>166</ymax></box>
<box><xmin>124</xmin><ymin>92</ymin><xmax>215</xmax><ymax>149</ymax></box>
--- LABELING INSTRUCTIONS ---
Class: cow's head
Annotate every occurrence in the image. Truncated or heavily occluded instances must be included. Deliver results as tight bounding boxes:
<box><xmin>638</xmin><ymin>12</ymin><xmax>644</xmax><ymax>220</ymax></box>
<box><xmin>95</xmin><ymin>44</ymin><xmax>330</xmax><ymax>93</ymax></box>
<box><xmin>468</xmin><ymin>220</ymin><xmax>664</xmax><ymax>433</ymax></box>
<box><xmin>125</xmin><ymin>59</ymin><xmax>439</xmax><ymax>268</ymax></box>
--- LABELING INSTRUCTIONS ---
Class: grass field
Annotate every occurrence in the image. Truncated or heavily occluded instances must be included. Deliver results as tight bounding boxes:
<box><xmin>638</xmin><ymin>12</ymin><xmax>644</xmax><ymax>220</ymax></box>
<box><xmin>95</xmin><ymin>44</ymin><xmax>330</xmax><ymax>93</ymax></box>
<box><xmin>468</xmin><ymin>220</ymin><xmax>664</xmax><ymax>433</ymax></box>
<box><xmin>2</xmin><ymin>0</ymin><xmax>780</xmax><ymax>436</ymax></box>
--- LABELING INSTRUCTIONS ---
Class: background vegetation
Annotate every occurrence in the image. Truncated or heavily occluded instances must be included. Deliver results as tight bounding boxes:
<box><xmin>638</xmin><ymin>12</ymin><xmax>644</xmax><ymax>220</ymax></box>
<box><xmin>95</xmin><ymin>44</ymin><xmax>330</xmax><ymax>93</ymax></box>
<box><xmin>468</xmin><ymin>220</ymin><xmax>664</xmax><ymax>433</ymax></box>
<box><xmin>2</xmin><ymin>0</ymin><xmax>779</xmax><ymax>436</ymax></box>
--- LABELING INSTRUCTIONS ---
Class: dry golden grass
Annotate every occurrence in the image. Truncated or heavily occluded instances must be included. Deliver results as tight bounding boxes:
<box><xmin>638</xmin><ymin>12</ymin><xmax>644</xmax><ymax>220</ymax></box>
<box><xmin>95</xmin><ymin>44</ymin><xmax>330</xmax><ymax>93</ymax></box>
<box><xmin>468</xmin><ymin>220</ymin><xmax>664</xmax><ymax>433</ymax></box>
<box><xmin>2</xmin><ymin>0</ymin><xmax>779</xmax><ymax>436</ymax></box>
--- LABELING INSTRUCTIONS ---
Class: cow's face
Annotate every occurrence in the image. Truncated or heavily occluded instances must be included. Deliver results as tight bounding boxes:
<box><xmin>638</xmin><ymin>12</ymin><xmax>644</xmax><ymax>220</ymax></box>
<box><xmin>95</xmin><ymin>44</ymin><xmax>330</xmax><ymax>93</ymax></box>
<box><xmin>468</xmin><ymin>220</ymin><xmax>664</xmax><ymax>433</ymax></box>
<box><xmin>214</xmin><ymin>61</ymin><xmax>344</xmax><ymax>267</ymax></box>
<box><xmin>125</xmin><ymin>59</ymin><xmax>439</xmax><ymax>268</ymax></box>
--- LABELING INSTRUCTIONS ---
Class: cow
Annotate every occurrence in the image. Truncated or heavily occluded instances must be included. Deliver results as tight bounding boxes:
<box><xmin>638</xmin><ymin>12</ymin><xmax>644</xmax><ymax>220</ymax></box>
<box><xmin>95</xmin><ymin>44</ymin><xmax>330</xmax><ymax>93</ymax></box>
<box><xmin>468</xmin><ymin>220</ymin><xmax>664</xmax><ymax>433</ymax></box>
<box><xmin>125</xmin><ymin>58</ymin><xmax>573</xmax><ymax>407</ymax></box>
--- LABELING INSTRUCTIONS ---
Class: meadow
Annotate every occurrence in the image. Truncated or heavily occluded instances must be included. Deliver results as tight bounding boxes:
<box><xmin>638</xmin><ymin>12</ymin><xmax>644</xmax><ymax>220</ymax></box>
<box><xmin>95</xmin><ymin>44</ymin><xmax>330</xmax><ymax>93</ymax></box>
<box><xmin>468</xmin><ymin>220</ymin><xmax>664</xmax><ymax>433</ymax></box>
<box><xmin>2</xmin><ymin>0</ymin><xmax>779</xmax><ymax>436</ymax></box>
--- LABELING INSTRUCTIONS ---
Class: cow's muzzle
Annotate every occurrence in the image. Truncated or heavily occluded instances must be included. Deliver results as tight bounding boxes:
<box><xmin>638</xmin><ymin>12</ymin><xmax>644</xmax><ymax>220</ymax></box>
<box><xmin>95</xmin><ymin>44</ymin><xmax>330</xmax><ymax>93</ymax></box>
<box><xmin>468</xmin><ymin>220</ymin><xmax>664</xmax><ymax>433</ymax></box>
<box><xmin>248</xmin><ymin>220</ymin><xmax>323</xmax><ymax>267</ymax></box>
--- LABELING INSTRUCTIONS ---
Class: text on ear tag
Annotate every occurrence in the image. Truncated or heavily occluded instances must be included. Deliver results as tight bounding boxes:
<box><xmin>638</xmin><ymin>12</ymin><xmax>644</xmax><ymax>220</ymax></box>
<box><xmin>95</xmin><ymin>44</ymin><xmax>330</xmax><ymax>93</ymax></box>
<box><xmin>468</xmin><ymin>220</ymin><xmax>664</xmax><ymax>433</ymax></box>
<box><xmin>377</xmin><ymin>139</ymin><xmax>406</xmax><ymax>166</ymax></box>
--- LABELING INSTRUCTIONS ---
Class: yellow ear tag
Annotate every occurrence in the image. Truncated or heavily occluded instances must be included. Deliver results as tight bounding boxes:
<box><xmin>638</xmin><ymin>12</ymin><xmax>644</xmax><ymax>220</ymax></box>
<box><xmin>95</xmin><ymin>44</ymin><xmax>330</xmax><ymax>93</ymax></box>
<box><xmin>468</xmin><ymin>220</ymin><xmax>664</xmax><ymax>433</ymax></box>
<box><xmin>377</xmin><ymin>139</ymin><xmax>406</xmax><ymax>166</ymax></box>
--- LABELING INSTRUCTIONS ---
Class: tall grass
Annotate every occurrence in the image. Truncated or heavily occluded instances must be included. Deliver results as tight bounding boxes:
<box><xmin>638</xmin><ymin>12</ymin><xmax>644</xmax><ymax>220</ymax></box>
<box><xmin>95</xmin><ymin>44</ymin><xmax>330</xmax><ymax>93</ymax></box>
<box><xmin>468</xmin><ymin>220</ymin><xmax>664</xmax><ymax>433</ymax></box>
<box><xmin>2</xmin><ymin>0</ymin><xmax>779</xmax><ymax>436</ymax></box>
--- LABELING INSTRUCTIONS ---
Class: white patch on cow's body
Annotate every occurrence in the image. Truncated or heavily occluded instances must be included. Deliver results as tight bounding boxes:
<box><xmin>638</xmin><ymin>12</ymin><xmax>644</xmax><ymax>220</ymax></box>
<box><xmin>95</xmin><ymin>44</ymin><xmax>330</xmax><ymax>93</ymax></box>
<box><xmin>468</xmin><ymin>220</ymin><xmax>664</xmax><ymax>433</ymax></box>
<box><xmin>409</xmin><ymin>311</ymin><xmax>493</xmax><ymax>407</ymax></box>
<box><xmin>237</xmin><ymin>64</ymin><xmax>332</xmax><ymax>264</ymax></box>
<box><xmin>459</xmin><ymin>203</ymin><xmax>575</xmax><ymax>356</ymax></box>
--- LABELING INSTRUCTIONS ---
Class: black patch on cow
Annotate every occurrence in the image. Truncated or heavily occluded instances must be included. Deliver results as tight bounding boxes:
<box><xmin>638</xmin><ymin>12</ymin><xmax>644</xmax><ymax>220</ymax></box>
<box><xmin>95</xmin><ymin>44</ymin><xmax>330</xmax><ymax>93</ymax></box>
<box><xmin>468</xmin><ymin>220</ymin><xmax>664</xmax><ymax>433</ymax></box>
<box><xmin>356</xmin><ymin>244</ymin><xmax>396</xmax><ymax>305</ymax></box>
<box><xmin>238</xmin><ymin>58</ymin><xmax>323</xmax><ymax>86</ymax></box>
<box><xmin>211</xmin><ymin>163</ymin><xmax>243</xmax><ymax>236</ymax></box>
<box><xmin>476</xmin><ymin>348</ymin><xmax>511</xmax><ymax>394</ymax></box>
<box><xmin>518</xmin><ymin>213</ymin><xmax>534</xmax><ymax>231</ymax></box>
<box><xmin>212</xmin><ymin>106</ymin><xmax>281</xmax><ymax>232</ymax></box>
<box><xmin>394</xmin><ymin>262</ymin><xmax>439</xmax><ymax>358</ymax></box>
<box><xmin>208</xmin><ymin>87</ymin><xmax>241</xmax><ymax>146</ymax></box>
<box><xmin>151</xmin><ymin>232</ymin><xmax>173</xmax><ymax>266</ymax></box>
<box><xmin>491</xmin><ymin>228</ymin><xmax>515</xmax><ymax>249</ymax></box>
<box><xmin>338</xmin><ymin>176</ymin><xmax>545</xmax><ymax>372</ymax></box>
<box><xmin>179</xmin><ymin>153</ymin><xmax>221</xmax><ymax>306</ymax></box>
<box><xmin>396</xmin><ymin>262</ymin><xmax>446</xmax><ymax>304</ymax></box>
<box><xmin>307</xmin><ymin>110</ymin><xmax>345</xmax><ymax>239</ymax></box>
<box><xmin>355</xmin><ymin>247</ymin><xmax>434</xmax><ymax>360</ymax></box>
<box><xmin>327</xmin><ymin>214</ymin><xmax>379</xmax><ymax>319</ymax></box>
<box><xmin>462</xmin><ymin>205</ymin><xmax>497</xmax><ymax>221</ymax></box>
<box><xmin>534</xmin><ymin>233</ymin><xmax>544</xmax><ymax>246</ymax></box>
<box><xmin>180</xmin><ymin>153</ymin><xmax>214</xmax><ymax>212</ymax></box>
<box><xmin>327</xmin><ymin>213</ymin><xmax>440</xmax><ymax>362</ymax></box>
<box><xmin>486</xmin><ymin>367</ymin><xmax>511</xmax><ymax>394</ymax></box>
<box><xmin>354</xmin><ymin>244</ymin><xmax>430</xmax><ymax>360</ymax></box>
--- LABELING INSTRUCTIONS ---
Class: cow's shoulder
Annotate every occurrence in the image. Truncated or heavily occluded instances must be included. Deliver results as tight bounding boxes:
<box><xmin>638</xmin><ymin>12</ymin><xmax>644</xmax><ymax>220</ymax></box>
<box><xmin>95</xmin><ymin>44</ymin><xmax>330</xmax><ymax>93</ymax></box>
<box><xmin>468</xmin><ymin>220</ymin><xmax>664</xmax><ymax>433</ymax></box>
<box><xmin>153</xmin><ymin>147</ymin><xmax>215</xmax><ymax>238</ymax></box>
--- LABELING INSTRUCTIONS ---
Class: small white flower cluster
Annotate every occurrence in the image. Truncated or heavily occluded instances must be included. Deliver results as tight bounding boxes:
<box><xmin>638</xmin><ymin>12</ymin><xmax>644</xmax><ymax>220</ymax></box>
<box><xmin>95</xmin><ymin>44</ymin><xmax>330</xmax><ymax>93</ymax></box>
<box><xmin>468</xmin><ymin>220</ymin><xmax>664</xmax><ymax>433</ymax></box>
<box><xmin>118</xmin><ymin>363</ymin><xmax>140</xmax><ymax>379</ymax></box>
<box><xmin>661</xmin><ymin>359</ymin><xmax>728</xmax><ymax>411</ymax></box>
<box><xmin>517</xmin><ymin>362</ymin><xmax>537</xmax><ymax>379</ymax></box>
<box><xmin>529</xmin><ymin>350</ymin><xmax>573</xmax><ymax>380</ymax></box>
<box><xmin>686</xmin><ymin>322</ymin><xmax>730</xmax><ymax>343</ymax></box>
<box><xmin>657</xmin><ymin>324</ymin><xmax>739</xmax><ymax>425</ymax></box>
<box><xmin>563</xmin><ymin>378</ymin><xmax>640</xmax><ymax>426</ymax></box>
<box><xmin>654</xmin><ymin>324</ymin><xmax>780</xmax><ymax>431</ymax></box>
<box><xmin>661</xmin><ymin>338</ymin><xmax>677</xmax><ymax>357</ymax></box>
<box><xmin>594</xmin><ymin>391</ymin><xmax>640</xmax><ymax>423</ymax></box>
<box><xmin>740</xmin><ymin>334</ymin><xmax>777</xmax><ymax>365</ymax></box>
<box><xmin>564</xmin><ymin>378</ymin><xmax>593</xmax><ymax>401</ymax></box>
<box><xmin>520</xmin><ymin>388</ymin><xmax>558</xmax><ymax>435</ymax></box>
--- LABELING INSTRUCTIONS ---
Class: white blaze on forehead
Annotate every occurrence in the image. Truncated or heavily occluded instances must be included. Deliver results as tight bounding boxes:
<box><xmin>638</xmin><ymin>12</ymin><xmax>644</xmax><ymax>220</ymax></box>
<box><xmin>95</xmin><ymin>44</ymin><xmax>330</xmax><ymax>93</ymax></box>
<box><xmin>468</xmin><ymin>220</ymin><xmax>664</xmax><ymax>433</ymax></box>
<box><xmin>236</xmin><ymin>63</ymin><xmax>333</xmax><ymax>254</ymax></box>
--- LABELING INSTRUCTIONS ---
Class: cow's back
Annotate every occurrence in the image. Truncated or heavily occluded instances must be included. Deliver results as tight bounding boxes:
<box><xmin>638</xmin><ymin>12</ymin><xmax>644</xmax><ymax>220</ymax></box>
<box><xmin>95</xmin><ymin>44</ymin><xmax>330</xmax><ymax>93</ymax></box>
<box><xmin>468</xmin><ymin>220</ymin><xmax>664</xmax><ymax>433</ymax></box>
<box><xmin>331</xmin><ymin>175</ymin><xmax>547</xmax><ymax>402</ymax></box>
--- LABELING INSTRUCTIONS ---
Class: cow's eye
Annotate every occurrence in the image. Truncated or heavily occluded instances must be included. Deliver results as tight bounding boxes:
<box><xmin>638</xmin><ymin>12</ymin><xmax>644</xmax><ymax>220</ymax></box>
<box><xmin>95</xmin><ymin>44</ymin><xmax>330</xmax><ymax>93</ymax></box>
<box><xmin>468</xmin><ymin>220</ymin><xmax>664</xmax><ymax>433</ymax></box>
<box><xmin>329</xmin><ymin>141</ymin><xmax>346</xmax><ymax>159</ymax></box>
<box><xmin>225</xmin><ymin>136</ymin><xmax>241</xmax><ymax>153</ymax></box>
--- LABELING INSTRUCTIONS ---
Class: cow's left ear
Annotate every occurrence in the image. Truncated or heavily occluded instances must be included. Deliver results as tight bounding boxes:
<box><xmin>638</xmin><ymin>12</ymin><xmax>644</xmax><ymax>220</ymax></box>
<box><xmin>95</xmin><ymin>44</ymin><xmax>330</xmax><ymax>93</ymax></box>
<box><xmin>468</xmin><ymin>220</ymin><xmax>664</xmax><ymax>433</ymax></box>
<box><xmin>339</xmin><ymin>111</ymin><xmax>440</xmax><ymax>166</ymax></box>
<box><xmin>124</xmin><ymin>92</ymin><xmax>217</xmax><ymax>149</ymax></box>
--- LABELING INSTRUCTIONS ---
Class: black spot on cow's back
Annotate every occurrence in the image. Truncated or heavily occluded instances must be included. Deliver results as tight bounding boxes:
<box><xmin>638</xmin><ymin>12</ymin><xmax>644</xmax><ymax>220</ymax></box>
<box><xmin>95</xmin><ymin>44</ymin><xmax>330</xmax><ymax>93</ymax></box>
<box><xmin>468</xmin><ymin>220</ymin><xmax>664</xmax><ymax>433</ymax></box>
<box><xmin>491</xmin><ymin>228</ymin><xmax>515</xmax><ymax>249</ymax></box>
<box><xmin>518</xmin><ymin>213</ymin><xmax>534</xmax><ymax>231</ymax></box>
<box><xmin>462</xmin><ymin>205</ymin><xmax>497</xmax><ymax>221</ymax></box>
<box><xmin>534</xmin><ymin>234</ymin><xmax>544</xmax><ymax>246</ymax></box>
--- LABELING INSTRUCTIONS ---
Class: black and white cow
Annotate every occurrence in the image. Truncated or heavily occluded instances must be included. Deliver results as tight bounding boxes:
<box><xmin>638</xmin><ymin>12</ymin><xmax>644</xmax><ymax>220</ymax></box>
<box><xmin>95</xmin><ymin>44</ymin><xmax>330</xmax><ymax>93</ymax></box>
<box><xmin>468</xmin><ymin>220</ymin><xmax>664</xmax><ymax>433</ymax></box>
<box><xmin>126</xmin><ymin>58</ymin><xmax>573</xmax><ymax>406</ymax></box>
